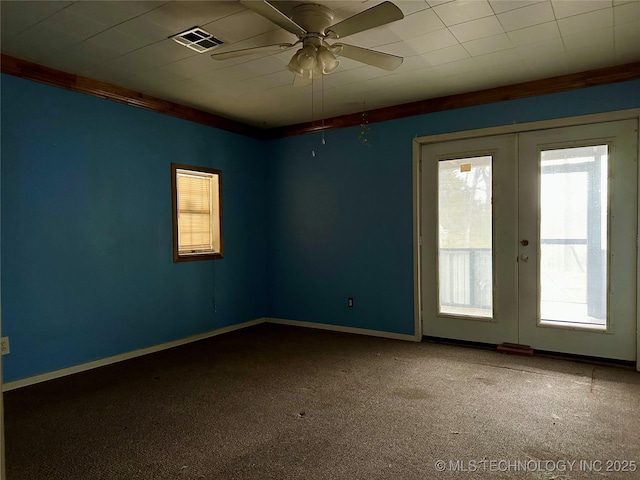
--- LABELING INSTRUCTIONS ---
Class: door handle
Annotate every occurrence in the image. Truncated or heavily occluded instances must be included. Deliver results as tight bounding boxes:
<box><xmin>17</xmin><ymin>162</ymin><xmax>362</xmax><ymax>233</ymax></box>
<box><xmin>520</xmin><ymin>254</ymin><xmax>529</xmax><ymax>262</ymax></box>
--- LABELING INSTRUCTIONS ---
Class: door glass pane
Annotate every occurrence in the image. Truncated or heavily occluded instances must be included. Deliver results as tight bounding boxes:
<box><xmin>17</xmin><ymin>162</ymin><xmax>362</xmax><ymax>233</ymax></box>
<box><xmin>438</xmin><ymin>156</ymin><xmax>493</xmax><ymax>318</ymax></box>
<box><xmin>539</xmin><ymin>145</ymin><xmax>607</xmax><ymax>327</ymax></box>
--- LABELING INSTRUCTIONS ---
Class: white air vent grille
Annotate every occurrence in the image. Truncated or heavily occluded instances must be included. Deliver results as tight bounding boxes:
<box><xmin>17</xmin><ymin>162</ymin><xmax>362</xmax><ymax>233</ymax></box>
<box><xmin>170</xmin><ymin>27</ymin><xmax>224</xmax><ymax>53</ymax></box>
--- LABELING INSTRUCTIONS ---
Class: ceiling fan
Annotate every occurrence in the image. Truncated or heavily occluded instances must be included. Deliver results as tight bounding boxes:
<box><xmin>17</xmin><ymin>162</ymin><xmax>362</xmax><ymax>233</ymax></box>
<box><xmin>210</xmin><ymin>1</ymin><xmax>405</xmax><ymax>86</ymax></box>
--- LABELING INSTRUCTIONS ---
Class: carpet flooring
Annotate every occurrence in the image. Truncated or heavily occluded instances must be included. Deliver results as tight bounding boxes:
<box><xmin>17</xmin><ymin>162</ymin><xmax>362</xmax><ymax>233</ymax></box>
<box><xmin>4</xmin><ymin>323</ymin><xmax>640</xmax><ymax>479</ymax></box>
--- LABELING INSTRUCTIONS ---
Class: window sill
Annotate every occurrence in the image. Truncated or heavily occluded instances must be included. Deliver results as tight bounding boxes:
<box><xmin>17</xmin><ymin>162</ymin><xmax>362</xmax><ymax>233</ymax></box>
<box><xmin>173</xmin><ymin>252</ymin><xmax>223</xmax><ymax>262</ymax></box>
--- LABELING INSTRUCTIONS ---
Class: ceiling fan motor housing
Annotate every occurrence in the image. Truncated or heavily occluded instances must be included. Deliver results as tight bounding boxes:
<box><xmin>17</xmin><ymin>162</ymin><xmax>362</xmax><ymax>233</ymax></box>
<box><xmin>291</xmin><ymin>4</ymin><xmax>335</xmax><ymax>36</ymax></box>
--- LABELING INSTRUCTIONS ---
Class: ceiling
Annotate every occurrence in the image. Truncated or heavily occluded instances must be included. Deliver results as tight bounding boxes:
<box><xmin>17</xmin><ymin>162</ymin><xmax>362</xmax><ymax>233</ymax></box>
<box><xmin>2</xmin><ymin>0</ymin><xmax>639</xmax><ymax>128</ymax></box>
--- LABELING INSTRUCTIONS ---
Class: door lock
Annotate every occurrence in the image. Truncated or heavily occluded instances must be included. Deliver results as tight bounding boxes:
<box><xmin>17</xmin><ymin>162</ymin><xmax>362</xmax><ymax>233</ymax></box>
<box><xmin>520</xmin><ymin>239</ymin><xmax>529</xmax><ymax>246</ymax></box>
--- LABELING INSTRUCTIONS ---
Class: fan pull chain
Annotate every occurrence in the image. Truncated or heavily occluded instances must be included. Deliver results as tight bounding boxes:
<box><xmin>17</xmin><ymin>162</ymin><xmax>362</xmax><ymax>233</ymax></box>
<box><xmin>321</xmin><ymin>73</ymin><xmax>326</xmax><ymax>146</ymax></box>
<box><xmin>311</xmin><ymin>73</ymin><xmax>316</xmax><ymax>157</ymax></box>
<box><xmin>359</xmin><ymin>102</ymin><xmax>370</xmax><ymax>146</ymax></box>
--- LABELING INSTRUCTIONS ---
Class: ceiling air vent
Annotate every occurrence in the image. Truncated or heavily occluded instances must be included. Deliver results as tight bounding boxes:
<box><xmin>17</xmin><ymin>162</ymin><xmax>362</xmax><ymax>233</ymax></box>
<box><xmin>170</xmin><ymin>27</ymin><xmax>224</xmax><ymax>53</ymax></box>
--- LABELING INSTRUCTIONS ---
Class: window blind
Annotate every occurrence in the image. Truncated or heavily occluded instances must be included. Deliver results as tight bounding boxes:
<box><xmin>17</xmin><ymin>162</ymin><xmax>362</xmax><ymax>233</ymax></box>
<box><xmin>177</xmin><ymin>171</ymin><xmax>214</xmax><ymax>252</ymax></box>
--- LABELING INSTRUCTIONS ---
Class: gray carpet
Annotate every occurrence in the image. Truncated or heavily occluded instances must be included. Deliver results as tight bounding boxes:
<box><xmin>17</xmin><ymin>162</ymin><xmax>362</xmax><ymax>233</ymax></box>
<box><xmin>4</xmin><ymin>323</ymin><xmax>640</xmax><ymax>479</ymax></box>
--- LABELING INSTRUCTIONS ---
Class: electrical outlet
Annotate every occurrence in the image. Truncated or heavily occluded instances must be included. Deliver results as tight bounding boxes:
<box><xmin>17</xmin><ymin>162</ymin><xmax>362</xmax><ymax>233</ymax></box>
<box><xmin>1</xmin><ymin>336</ymin><xmax>10</xmax><ymax>355</ymax></box>
<box><xmin>348</xmin><ymin>297</ymin><xmax>354</xmax><ymax>308</ymax></box>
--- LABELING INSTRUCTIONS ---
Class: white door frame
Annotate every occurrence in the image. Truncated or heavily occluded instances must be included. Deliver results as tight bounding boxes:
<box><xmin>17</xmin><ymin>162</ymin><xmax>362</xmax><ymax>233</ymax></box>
<box><xmin>412</xmin><ymin>109</ymin><xmax>640</xmax><ymax>370</ymax></box>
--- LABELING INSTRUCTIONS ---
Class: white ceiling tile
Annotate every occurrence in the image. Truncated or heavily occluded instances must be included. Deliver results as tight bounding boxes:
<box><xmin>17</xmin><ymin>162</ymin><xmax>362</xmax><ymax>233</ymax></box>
<box><xmin>463</xmin><ymin>33</ymin><xmax>513</xmax><ymax>55</ymax></box>
<box><xmin>614</xmin><ymin>22</ymin><xmax>640</xmax><ymax>58</ymax></box>
<box><xmin>208</xmin><ymin>9</ymin><xmax>279</xmax><ymax>45</ymax></box>
<box><xmin>129</xmin><ymin>69</ymin><xmax>187</xmax><ymax>89</ymax></box>
<box><xmin>159</xmin><ymin>54</ymin><xmax>229</xmax><ymax>78</ymax></box>
<box><xmin>141</xmin><ymin>2</ymin><xmax>205</xmax><ymax>34</ymax></box>
<box><xmin>427</xmin><ymin>1</ymin><xmax>455</xmax><ymax>6</ymax></box>
<box><xmin>86</xmin><ymin>28</ymin><xmax>149</xmax><ymax>55</ymax></box>
<box><xmin>1</xmin><ymin>42</ymin><xmax>48</xmax><ymax>63</ymax></box>
<box><xmin>241</xmin><ymin>55</ymin><xmax>289</xmax><ymax>77</ymax></box>
<box><xmin>557</xmin><ymin>8</ymin><xmax>613</xmax><ymax>36</ymax></box>
<box><xmin>69</xmin><ymin>1</ymin><xmax>165</xmax><ymax>28</ymax></box>
<box><xmin>562</xmin><ymin>26</ymin><xmax>614</xmax><ymax>51</ymax></box>
<box><xmin>486</xmin><ymin>60</ymin><xmax>534</xmax><ymax>84</ymax></box>
<box><xmin>387</xmin><ymin>8</ymin><xmax>446</xmax><ymax>39</ymax></box>
<box><xmin>42</xmin><ymin>41</ymin><xmax>121</xmax><ymax>73</ymax></box>
<box><xmin>507</xmin><ymin>21</ymin><xmax>560</xmax><ymax>46</ymax></box>
<box><xmin>497</xmin><ymin>1</ymin><xmax>555</xmax><ymax>31</ymax></box>
<box><xmin>489</xmin><ymin>1</ymin><xmax>545</xmax><ymax>14</ymax></box>
<box><xmin>563</xmin><ymin>47</ymin><xmax>616</xmax><ymax>71</ymax></box>
<box><xmin>527</xmin><ymin>60</ymin><xmax>575</xmax><ymax>78</ymax></box>
<box><xmin>449</xmin><ymin>15</ymin><xmax>505</xmax><ymax>43</ymax></box>
<box><xmin>158</xmin><ymin>79</ymin><xmax>209</xmax><ymax>98</ymax></box>
<box><xmin>322</xmin><ymin>65</ymin><xmax>381</xmax><ymax>88</ymax></box>
<box><xmin>260</xmin><ymin>70</ymin><xmax>297</xmax><ymax>90</ymax></box>
<box><xmin>614</xmin><ymin>19</ymin><xmax>640</xmax><ymax>43</ymax></box>
<box><xmin>614</xmin><ymin>1</ymin><xmax>640</xmax><ymax>25</ymax></box>
<box><xmin>396</xmin><ymin>1</ymin><xmax>432</xmax><ymax>15</ymax></box>
<box><xmin>42</xmin><ymin>55</ymin><xmax>93</xmax><ymax>74</ymax></box>
<box><xmin>397</xmin><ymin>54</ymin><xmax>433</xmax><ymax>71</ymax></box>
<box><xmin>440</xmin><ymin>70</ymin><xmax>494</xmax><ymax>92</ymax></box>
<box><xmin>341</xmin><ymin>28</ymin><xmax>402</xmax><ymax>48</ymax></box>
<box><xmin>373</xmin><ymin>41</ymin><xmax>424</xmax><ymax>57</ymax></box>
<box><xmin>68</xmin><ymin>41</ymin><xmax>122</xmax><ymax>64</ymax></box>
<box><xmin>92</xmin><ymin>53</ymin><xmax>158</xmax><ymax>78</ymax></box>
<box><xmin>474</xmin><ymin>47</ymin><xmax>523</xmax><ymax>67</ymax></box>
<box><xmin>117</xmin><ymin>16</ymin><xmax>175</xmax><ymax>43</ymax></box>
<box><xmin>404</xmin><ymin>28</ymin><xmax>459</xmax><ymax>54</ymax></box>
<box><xmin>551</xmin><ymin>0</ymin><xmax>612</xmax><ymax>19</ymax></box>
<box><xmin>0</xmin><ymin>1</ymin><xmax>72</xmax><ymax>36</ymax></box>
<box><xmin>126</xmin><ymin>40</ymin><xmax>197</xmax><ymax>67</ymax></box>
<box><xmin>433</xmin><ymin>0</ymin><xmax>495</xmax><ymax>26</ymax></box>
<box><xmin>40</xmin><ymin>8</ymin><xmax>109</xmax><ymax>40</ymax></box>
<box><xmin>176</xmin><ymin>0</ymin><xmax>245</xmax><ymax>24</ymax></box>
<box><xmin>9</xmin><ymin>23</ymin><xmax>81</xmax><ymax>53</ymax></box>
<box><xmin>421</xmin><ymin>44</ymin><xmax>470</xmax><ymax>65</ymax></box>
<box><xmin>194</xmin><ymin>64</ymin><xmax>261</xmax><ymax>87</ymax></box>
<box><xmin>82</xmin><ymin>63</ymin><xmax>137</xmax><ymax>84</ymax></box>
<box><xmin>516</xmin><ymin>37</ymin><xmax>566</xmax><ymax>61</ymax></box>
<box><xmin>140</xmin><ymin>39</ymin><xmax>198</xmax><ymax>65</ymax></box>
<box><xmin>432</xmin><ymin>57</ymin><xmax>479</xmax><ymax>75</ymax></box>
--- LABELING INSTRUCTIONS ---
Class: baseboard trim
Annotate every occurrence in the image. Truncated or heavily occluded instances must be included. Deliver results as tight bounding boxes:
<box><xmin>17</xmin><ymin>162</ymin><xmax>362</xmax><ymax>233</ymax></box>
<box><xmin>3</xmin><ymin>317</ymin><xmax>418</xmax><ymax>391</ymax></box>
<box><xmin>2</xmin><ymin>318</ymin><xmax>266</xmax><ymax>392</ymax></box>
<box><xmin>266</xmin><ymin>318</ymin><xmax>418</xmax><ymax>342</ymax></box>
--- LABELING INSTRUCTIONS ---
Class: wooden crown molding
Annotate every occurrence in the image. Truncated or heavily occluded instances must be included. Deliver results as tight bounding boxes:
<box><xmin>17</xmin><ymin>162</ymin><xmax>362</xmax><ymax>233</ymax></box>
<box><xmin>0</xmin><ymin>54</ymin><xmax>263</xmax><ymax>139</ymax></box>
<box><xmin>269</xmin><ymin>61</ymin><xmax>640</xmax><ymax>138</ymax></box>
<box><xmin>3</xmin><ymin>54</ymin><xmax>639</xmax><ymax>140</ymax></box>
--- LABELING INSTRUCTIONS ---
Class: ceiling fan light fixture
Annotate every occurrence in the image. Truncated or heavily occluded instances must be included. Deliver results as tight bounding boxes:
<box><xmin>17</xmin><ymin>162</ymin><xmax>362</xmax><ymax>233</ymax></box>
<box><xmin>317</xmin><ymin>45</ymin><xmax>339</xmax><ymax>74</ymax></box>
<box><xmin>287</xmin><ymin>51</ymin><xmax>305</xmax><ymax>76</ymax></box>
<box><xmin>296</xmin><ymin>44</ymin><xmax>318</xmax><ymax>70</ymax></box>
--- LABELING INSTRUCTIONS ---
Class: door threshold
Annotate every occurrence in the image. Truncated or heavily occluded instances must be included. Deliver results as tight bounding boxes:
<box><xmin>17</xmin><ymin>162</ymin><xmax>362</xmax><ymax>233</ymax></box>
<box><xmin>497</xmin><ymin>343</ymin><xmax>534</xmax><ymax>356</ymax></box>
<box><xmin>422</xmin><ymin>336</ymin><xmax>635</xmax><ymax>369</ymax></box>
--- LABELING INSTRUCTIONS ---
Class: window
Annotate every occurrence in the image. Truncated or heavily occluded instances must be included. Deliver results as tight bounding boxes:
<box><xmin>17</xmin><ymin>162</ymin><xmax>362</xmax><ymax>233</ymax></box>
<box><xmin>171</xmin><ymin>163</ymin><xmax>223</xmax><ymax>262</ymax></box>
<box><xmin>438</xmin><ymin>155</ymin><xmax>493</xmax><ymax>318</ymax></box>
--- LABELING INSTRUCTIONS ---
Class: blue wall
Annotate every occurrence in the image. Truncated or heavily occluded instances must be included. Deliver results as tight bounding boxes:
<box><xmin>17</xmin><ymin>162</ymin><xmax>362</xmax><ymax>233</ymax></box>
<box><xmin>267</xmin><ymin>80</ymin><xmax>640</xmax><ymax>336</ymax></box>
<box><xmin>1</xmin><ymin>74</ymin><xmax>267</xmax><ymax>382</ymax></box>
<box><xmin>2</xmin><ymin>73</ymin><xmax>640</xmax><ymax>383</ymax></box>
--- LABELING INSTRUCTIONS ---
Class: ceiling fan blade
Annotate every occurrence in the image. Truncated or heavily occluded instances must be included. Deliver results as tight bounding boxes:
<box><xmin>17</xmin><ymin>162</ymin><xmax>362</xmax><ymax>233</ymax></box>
<box><xmin>241</xmin><ymin>0</ymin><xmax>307</xmax><ymax>37</ymax></box>
<box><xmin>332</xmin><ymin>43</ymin><xmax>403</xmax><ymax>71</ymax></box>
<box><xmin>325</xmin><ymin>1</ymin><xmax>404</xmax><ymax>39</ymax></box>
<box><xmin>211</xmin><ymin>43</ymin><xmax>295</xmax><ymax>60</ymax></box>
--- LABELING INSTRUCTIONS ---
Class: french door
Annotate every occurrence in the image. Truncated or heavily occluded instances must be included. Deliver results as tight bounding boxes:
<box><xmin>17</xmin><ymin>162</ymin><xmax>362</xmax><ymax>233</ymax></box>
<box><xmin>420</xmin><ymin>119</ymin><xmax>638</xmax><ymax>360</ymax></box>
